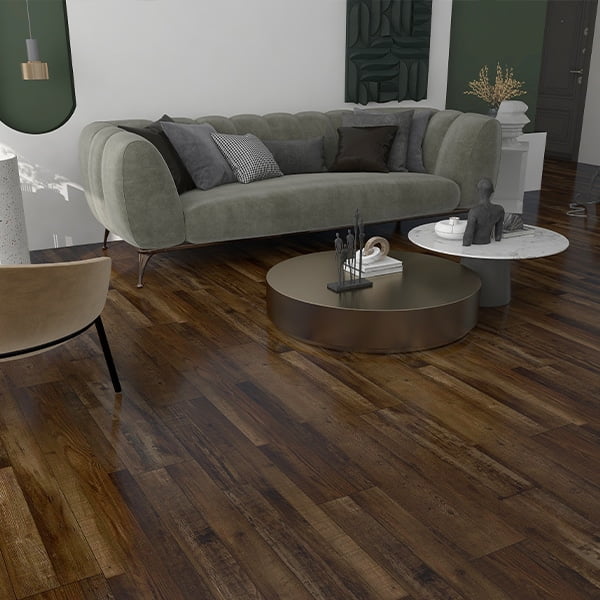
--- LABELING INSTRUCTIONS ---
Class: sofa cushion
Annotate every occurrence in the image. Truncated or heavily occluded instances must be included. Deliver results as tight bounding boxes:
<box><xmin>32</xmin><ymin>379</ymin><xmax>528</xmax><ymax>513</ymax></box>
<box><xmin>211</xmin><ymin>133</ymin><xmax>283</xmax><ymax>184</ymax></box>
<box><xmin>330</xmin><ymin>126</ymin><xmax>398</xmax><ymax>173</ymax></box>
<box><xmin>344</xmin><ymin>110</ymin><xmax>413</xmax><ymax>172</ymax></box>
<box><xmin>119</xmin><ymin>116</ymin><xmax>195</xmax><ymax>194</ymax></box>
<box><xmin>160</xmin><ymin>121</ymin><xmax>235</xmax><ymax>190</ymax></box>
<box><xmin>263</xmin><ymin>137</ymin><xmax>325</xmax><ymax>174</ymax></box>
<box><xmin>180</xmin><ymin>172</ymin><xmax>460</xmax><ymax>244</ymax></box>
<box><xmin>406</xmin><ymin>109</ymin><xmax>435</xmax><ymax>173</ymax></box>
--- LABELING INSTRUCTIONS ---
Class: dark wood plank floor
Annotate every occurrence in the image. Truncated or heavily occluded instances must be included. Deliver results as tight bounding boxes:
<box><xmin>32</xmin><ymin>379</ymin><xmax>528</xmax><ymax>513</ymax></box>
<box><xmin>1</xmin><ymin>158</ymin><xmax>599</xmax><ymax>599</ymax></box>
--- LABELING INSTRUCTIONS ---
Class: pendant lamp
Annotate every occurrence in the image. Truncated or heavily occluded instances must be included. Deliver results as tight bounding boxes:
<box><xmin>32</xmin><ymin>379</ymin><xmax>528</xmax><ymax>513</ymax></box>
<box><xmin>21</xmin><ymin>0</ymin><xmax>49</xmax><ymax>80</ymax></box>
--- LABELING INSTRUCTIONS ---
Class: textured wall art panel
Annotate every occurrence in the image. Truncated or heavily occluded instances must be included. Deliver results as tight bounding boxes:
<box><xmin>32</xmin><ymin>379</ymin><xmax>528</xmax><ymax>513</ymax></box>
<box><xmin>346</xmin><ymin>0</ymin><xmax>431</xmax><ymax>104</ymax></box>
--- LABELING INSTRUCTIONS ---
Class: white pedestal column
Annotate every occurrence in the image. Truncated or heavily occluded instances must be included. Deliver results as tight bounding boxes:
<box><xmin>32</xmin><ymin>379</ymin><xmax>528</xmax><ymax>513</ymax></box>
<box><xmin>518</xmin><ymin>132</ymin><xmax>547</xmax><ymax>191</ymax></box>
<box><xmin>0</xmin><ymin>155</ymin><xmax>30</xmax><ymax>264</ymax></box>
<box><xmin>494</xmin><ymin>141</ymin><xmax>529</xmax><ymax>214</ymax></box>
<box><xmin>494</xmin><ymin>101</ymin><xmax>531</xmax><ymax>215</ymax></box>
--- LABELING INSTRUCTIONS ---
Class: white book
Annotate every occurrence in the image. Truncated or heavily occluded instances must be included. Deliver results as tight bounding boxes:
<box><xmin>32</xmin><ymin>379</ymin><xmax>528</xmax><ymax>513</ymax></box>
<box><xmin>344</xmin><ymin>255</ymin><xmax>403</xmax><ymax>277</ymax></box>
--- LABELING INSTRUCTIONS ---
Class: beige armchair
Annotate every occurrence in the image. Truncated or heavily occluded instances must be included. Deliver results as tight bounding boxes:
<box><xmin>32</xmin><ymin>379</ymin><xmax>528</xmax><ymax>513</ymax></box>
<box><xmin>0</xmin><ymin>257</ymin><xmax>121</xmax><ymax>392</ymax></box>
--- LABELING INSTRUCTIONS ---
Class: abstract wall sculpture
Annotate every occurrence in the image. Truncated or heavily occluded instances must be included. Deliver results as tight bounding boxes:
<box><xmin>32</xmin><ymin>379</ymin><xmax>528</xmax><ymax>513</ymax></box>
<box><xmin>346</xmin><ymin>0</ymin><xmax>432</xmax><ymax>104</ymax></box>
<box><xmin>0</xmin><ymin>0</ymin><xmax>75</xmax><ymax>134</ymax></box>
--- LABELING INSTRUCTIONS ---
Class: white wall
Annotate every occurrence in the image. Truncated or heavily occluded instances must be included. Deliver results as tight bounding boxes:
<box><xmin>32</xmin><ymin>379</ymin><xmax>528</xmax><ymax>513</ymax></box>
<box><xmin>0</xmin><ymin>0</ymin><xmax>452</xmax><ymax>251</ymax></box>
<box><xmin>579</xmin><ymin>5</ymin><xmax>600</xmax><ymax>165</ymax></box>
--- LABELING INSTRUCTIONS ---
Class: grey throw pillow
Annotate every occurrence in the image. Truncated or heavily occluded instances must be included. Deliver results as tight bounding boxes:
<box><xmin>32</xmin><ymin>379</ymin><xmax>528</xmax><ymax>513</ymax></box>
<box><xmin>119</xmin><ymin>115</ymin><xmax>195</xmax><ymax>194</ymax></box>
<box><xmin>160</xmin><ymin>121</ymin><xmax>235</xmax><ymax>190</ymax></box>
<box><xmin>345</xmin><ymin>109</ymin><xmax>413</xmax><ymax>172</ymax></box>
<box><xmin>211</xmin><ymin>133</ymin><xmax>283</xmax><ymax>184</ymax></box>
<box><xmin>263</xmin><ymin>137</ymin><xmax>325</xmax><ymax>174</ymax></box>
<box><xmin>406</xmin><ymin>109</ymin><xmax>435</xmax><ymax>173</ymax></box>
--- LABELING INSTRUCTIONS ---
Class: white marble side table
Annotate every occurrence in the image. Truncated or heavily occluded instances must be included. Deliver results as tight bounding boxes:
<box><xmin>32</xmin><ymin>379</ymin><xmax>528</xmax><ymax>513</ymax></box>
<box><xmin>408</xmin><ymin>223</ymin><xmax>569</xmax><ymax>307</ymax></box>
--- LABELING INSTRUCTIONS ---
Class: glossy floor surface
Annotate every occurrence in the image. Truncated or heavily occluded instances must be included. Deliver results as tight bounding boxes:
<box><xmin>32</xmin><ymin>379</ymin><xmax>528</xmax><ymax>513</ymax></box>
<box><xmin>0</xmin><ymin>158</ymin><xmax>599</xmax><ymax>599</ymax></box>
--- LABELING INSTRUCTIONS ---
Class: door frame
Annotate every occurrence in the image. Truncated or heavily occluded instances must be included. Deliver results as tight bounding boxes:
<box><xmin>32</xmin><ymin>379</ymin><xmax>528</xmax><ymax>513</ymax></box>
<box><xmin>536</xmin><ymin>0</ymin><xmax>598</xmax><ymax>161</ymax></box>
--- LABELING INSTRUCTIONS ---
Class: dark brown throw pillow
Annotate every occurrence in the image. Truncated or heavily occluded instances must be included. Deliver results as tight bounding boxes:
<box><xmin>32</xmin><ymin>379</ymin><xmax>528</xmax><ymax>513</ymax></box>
<box><xmin>119</xmin><ymin>115</ymin><xmax>195</xmax><ymax>194</ymax></box>
<box><xmin>329</xmin><ymin>126</ymin><xmax>398</xmax><ymax>173</ymax></box>
<box><xmin>343</xmin><ymin>110</ymin><xmax>413</xmax><ymax>172</ymax></box>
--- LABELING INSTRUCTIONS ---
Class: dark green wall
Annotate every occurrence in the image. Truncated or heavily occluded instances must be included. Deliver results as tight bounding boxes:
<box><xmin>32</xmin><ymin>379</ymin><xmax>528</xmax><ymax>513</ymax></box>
<box><xmin>0</xmin><ymin>0</ymin><xmax>75</xmax><ymax>134</ymax></box>
<box><xmin>446</xmin><ymin>0</ymin><xmax>547</xmax><ymax>131</ymax></box>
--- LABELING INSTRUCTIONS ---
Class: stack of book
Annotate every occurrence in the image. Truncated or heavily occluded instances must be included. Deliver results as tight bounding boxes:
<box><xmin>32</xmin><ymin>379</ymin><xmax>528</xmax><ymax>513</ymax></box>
<box><xmin>343</xmin><ymin>255</ymin><xmax>403</xmax><ymax>277</ymax></box>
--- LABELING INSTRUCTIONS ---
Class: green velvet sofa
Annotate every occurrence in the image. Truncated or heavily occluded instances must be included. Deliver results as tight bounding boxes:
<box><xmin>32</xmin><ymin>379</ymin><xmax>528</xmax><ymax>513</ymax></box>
<box><xmin>79</xmin><ymin>108</ymin><xmax>501</xmax><ymax>286</ymax></box>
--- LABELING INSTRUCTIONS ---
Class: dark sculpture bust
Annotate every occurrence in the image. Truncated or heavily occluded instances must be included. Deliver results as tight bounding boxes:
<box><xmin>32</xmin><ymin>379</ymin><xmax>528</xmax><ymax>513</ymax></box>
<box><xmin>462</xmin><ymin>178</ymin><xmax>505</xmax><ymax>246</ymax></box>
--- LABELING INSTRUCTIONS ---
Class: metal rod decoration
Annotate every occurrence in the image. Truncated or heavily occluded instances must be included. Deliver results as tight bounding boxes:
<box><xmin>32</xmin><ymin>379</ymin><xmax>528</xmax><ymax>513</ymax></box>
<box><xmin>327</xmin><ymin>209</ymin><xmax>372</xmax><ymax>293</ymax></box>
<box><xmin>359</xmin><ymin>215</ymin><xmax>365</xmax><ymax>279</ymax></box>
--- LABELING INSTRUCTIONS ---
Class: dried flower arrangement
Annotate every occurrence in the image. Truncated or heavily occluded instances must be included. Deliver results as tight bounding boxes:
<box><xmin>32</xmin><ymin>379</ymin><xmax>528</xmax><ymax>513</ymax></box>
<box><xmin>464</xmin><ymin>63</ymin><xmax>526</xmax><ymax>110</ymax></box>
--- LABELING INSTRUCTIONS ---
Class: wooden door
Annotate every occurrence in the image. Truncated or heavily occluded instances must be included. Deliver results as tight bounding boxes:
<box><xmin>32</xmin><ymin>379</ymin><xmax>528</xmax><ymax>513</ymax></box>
<box><xmin>536</xmin><ymin>0</ymin><xmax>598</xmax><ymax>160</ymax></box>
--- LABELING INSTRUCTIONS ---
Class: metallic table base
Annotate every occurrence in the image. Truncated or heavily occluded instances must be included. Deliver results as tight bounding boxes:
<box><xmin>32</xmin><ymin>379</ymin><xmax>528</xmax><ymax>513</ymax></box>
<box><xmin>460</xmin><ymin>258</ymin><xmax>511</xmax><ymax>307</ymax></box>
<box><xmin>266</xmin><ymin>251</ymin><xmax>481</xmax><ymax>353</ymax></box>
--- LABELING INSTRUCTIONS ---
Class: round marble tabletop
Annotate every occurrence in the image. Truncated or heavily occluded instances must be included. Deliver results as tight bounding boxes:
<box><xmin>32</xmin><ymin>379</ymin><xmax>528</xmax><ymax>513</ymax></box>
<box><xmin>408</xmin><ymin>222</ymin><xmax>569</xmax><ymax>307</ymax></box>
<box><xmin>408</xmin><ymin>223</ymin><xmax>569</xmax><ymax>260</ymax></box>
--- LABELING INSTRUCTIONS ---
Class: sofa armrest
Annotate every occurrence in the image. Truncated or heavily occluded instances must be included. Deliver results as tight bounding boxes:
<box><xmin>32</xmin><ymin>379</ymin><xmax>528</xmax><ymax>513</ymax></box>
<box><xmin>433</xmin><ymin>114</ymin><xmax>501</xmax><ymax>209</ymax></box>
<box><xmin>80</xmin><ymin>124</ymin><xmax>186</xmax><ymax>249</ymax></box>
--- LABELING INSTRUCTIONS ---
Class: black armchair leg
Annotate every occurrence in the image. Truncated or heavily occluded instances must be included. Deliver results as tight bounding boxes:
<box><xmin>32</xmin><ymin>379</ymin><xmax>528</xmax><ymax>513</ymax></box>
<box><xmin>94</xmin><ymin>316</ymin><xmax>121</xmax><ymax>393</ymax></box>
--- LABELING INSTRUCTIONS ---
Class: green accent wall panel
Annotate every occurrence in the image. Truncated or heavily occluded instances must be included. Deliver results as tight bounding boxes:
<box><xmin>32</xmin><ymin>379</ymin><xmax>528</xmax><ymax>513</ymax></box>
<box><xmin>346</xmin><ymin>0</ymin><xmax>432</xmax><ymax>104</ymax></box>
<box><xmin>0</xmin><ymin>0</ymin><xmax>75</xmax><ymax>134</ymax></box>
<box><xmin>446</xmin><ymin>0</ymin><xmax>547</xmax><ymax>131</ymax></box>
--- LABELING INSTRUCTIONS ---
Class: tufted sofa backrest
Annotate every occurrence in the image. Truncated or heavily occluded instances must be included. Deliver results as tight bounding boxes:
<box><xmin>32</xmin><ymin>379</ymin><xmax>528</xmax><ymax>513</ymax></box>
<box><xmin>138</xmin><ymin>108</ymin><xmax>463</xmax><ymax>173</ymax></box>
<box><xmin>97</xmin><ymin>108</ymin><xmax>466</xmax><ymax>173</ymax></box>
<box><xmin>194</xmin><ymin>112</ymin><xmax>342</xmax><ymax>169</ymax></box>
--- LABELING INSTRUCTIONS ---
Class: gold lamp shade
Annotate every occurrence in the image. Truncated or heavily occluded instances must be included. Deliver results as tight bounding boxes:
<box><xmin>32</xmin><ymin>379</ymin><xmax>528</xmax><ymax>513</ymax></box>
<box><xmin>22</xmin><ymin>61</ymin><xmax>49</xmax><ymax>80</ymax></box>
<box><xmin>22</xmin><ymin>38</ymin><xmax>48</xmax><ymax>80</ymax></box>
<box><xmin>22</xmin><ymin>0</ymin><xmax>49</xmax><ymax>81</ymax></box>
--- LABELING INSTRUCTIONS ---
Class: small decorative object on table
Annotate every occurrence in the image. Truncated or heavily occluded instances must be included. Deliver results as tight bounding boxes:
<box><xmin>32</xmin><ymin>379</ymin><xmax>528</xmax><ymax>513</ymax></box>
<box><xmin>434</xmin><ymin>216</ymin><xmax>467</xmax><ymax>240</ymax></box>
<box><xmin>463</xmin><ymin>178</ymin><xmax>505</xmax><ymax>246</ymax></box>
<box><xmin>496</xmin><ymin>101</ymin><xmax>530</xmax><ymax>146</ymax></box>
<box><xmin>502</xmin><ymin>212</ymin><xmax>535</xmax><ymax>238</ymax></box>
<box><xmin>344</xmin><ymin>235</ymin><xmax>403</xmax><ymax>277</ymax></box>
<box><xmin>328</xmin><ymin>209</ymin><xmax>373</xmax><ymax>293</ymax></box>
<box><xmin>503</xmin><ymin>212</ymin><xmax>524</xmax><ymax>232</ymax></box>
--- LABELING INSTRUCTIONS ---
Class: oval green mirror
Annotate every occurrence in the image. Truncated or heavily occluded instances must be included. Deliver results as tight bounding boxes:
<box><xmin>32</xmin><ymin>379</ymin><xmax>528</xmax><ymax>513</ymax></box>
<box><xmin>0</xmin><ymin>0</ymin><xmax>75</xmax><ymax>134</ymax></box>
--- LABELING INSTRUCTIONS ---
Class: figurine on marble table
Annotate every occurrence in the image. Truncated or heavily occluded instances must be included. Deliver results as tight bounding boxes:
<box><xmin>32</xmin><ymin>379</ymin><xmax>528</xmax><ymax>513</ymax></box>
<box><xmin>462</xmin><ymin>178</ymin><xmax>505</xmax><ymax>246</ymax></box>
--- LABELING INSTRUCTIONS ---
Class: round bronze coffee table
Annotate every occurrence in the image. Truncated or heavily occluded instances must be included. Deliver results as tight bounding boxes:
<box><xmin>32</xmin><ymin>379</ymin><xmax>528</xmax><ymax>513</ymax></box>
<box><xmin>266</xmin><ymin>251</ymin><xmax>481</xmax><ymax>353</ymax></box>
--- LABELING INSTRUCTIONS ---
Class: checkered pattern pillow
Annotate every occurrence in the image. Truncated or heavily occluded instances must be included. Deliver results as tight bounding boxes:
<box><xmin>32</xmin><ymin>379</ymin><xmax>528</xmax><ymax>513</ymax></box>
<box><xmin>211</xmin><ymin>132</ymin><xmax>283</xmax><ymax>184</ymax></box>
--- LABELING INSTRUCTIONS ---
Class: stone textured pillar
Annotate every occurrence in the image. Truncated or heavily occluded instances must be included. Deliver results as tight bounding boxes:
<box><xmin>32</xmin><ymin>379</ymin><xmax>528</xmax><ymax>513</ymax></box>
<box><xmin>0</xmin><ymin>154</ymin><xmax>30</xmax><ymax>264</ymax></box>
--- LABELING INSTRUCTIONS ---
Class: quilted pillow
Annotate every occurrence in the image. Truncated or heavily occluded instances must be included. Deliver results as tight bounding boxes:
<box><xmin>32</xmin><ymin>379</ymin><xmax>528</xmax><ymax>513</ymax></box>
<box><xmin>211</xmin><ymin>133</ymin><xmax>283</xmax><ymax>184</ymax></box>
